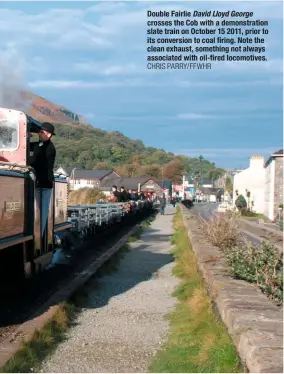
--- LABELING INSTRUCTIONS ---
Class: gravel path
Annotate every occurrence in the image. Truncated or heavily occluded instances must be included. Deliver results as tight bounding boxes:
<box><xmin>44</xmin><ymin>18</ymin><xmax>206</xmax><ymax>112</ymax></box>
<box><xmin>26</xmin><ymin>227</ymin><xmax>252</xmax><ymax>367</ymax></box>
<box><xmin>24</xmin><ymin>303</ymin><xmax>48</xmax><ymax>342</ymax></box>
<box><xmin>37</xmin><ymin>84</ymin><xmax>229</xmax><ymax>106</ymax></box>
<box><xmin>41</xmin><ymin>206</ymin><xmax>178</xmax><ymax>373</ymax></box>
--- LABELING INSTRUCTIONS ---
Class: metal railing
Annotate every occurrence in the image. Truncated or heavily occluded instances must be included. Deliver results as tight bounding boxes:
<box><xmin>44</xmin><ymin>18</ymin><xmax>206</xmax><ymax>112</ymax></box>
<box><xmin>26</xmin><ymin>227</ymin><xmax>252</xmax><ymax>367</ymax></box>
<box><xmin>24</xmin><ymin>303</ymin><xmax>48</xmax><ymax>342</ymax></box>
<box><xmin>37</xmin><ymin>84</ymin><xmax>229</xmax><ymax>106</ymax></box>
<box><xmin>67</xmin><ymin>200</ymin><xmax>152</xmax><ymax>236</ymax></box>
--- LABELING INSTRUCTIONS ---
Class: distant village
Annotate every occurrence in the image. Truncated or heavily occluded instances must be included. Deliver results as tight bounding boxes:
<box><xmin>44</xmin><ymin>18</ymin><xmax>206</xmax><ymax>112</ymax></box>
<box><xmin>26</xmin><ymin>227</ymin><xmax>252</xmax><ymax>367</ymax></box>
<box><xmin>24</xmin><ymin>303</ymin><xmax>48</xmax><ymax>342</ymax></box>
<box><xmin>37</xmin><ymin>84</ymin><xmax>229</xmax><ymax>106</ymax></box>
<box><xmin>56</xmin><ymin>148</ymin><xmax>283</xmax><ymax>222</ymax></box>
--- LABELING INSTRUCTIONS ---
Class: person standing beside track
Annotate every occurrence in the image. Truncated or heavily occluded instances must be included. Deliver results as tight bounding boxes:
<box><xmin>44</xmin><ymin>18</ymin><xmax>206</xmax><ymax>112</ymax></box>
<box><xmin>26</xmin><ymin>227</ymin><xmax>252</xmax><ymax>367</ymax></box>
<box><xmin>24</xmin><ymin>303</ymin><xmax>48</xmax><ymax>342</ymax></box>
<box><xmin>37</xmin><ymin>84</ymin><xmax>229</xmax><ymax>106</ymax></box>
<box><xmin>160</xmin><ymin>193</ymin><xmax>167</xmax><ymax>215</ymax></box>
<box><xmin>29</xmin><ymin>122</ymin><xmax>56</xmax><ymax>236</ymax></box>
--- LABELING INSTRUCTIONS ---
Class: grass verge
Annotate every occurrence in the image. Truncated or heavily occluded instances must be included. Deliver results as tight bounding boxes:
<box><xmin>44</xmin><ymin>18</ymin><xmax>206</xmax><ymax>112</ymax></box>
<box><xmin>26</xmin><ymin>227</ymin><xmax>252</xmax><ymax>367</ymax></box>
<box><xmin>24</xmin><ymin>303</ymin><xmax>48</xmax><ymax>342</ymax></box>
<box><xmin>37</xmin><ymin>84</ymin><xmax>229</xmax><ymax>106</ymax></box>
<box><xmin>149</xmin><ymin>207</ymin><xmax>242</xmax><ymax>373</ymax></box>
<box><xmin>1</xmin><ymin>303</ymin><xmax>77</xmax><ymax>373</ymax></box>
<box><xmin>1</xmin><ymin>220</ymin><xmax>152</xmax><ymax>373</ymax></box>
<box><xmin>243</xmin><ymin>215</ymin><xmax>267</xmax><ymax>221</ymax></box>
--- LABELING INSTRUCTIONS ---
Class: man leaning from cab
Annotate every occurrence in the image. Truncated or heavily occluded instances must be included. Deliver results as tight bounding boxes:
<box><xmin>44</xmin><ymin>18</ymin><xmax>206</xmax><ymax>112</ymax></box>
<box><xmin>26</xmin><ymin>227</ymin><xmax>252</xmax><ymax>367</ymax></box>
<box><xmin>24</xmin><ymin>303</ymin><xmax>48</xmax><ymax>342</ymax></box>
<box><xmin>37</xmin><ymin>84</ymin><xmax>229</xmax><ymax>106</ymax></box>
<box><xmin>30</xmin><ymin>122</ymin><xmax>56</xmax><ymax>236</ymax></box>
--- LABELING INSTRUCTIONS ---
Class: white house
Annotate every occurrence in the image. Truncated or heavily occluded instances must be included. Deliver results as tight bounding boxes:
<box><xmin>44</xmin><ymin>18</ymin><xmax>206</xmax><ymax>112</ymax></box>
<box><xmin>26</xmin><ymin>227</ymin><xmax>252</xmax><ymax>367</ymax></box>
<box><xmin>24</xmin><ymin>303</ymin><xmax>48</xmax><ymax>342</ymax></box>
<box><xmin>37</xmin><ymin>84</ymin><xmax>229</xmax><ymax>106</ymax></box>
<box><xmin>264</xmin><ymin>149</ymin><xmax>283</xmax><ymax>221</ymax></box>
<box><xmin>182</xmin><ymin>173</ymin><xmax>194</xmax><ymax>188</ymax></box>
<box><xmin>55</xmin><ymin>167</ymin><xmax>120</xmax><ymax>190</ymax></box>
<box><xmin>233</xmin><ymin>155</ymin><xmax>265</xmax><ymax>214</ymax></box>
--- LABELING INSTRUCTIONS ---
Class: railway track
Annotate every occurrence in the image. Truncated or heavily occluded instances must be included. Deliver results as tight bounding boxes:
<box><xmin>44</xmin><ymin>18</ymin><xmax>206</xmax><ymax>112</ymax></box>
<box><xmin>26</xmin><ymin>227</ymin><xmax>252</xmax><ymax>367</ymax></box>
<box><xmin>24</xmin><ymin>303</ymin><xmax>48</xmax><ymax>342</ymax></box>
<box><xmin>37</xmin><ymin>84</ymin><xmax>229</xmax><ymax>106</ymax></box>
<box><xmin>0</xmin><ymin>212</ymin><xmax>150</xmax><ymax>345</ymax></box>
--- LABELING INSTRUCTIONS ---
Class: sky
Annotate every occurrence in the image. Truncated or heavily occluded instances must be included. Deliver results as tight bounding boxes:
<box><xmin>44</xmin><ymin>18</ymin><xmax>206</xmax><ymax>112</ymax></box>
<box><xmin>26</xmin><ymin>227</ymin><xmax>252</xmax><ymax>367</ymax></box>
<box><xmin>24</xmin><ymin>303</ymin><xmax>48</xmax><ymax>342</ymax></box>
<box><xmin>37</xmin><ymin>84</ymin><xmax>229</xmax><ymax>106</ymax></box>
<box><xmin>0</xmin><ymin>0</ymin><xmax>283</xmax><ymax>169</ymax></box>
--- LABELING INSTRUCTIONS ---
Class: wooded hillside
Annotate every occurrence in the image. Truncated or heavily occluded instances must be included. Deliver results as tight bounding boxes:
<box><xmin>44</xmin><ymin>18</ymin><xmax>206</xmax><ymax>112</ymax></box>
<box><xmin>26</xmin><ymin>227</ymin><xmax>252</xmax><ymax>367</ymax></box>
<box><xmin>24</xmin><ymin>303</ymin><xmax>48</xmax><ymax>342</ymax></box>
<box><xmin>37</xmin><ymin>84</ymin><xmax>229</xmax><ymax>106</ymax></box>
<box><xmin>53</xmin><ymin>122</ymin><xmax>225</xmax><ymax>183</ymax></box>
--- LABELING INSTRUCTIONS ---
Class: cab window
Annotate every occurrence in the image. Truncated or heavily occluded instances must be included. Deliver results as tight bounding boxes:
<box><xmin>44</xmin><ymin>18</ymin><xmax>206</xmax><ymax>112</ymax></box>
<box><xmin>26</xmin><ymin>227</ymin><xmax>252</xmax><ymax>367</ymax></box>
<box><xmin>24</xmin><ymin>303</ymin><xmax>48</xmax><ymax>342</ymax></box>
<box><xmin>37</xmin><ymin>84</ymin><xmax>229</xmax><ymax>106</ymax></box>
<box><xmin>0</xmin><ymin>119</ymin><xmax>19</xmax><ymax>151</ymax></box>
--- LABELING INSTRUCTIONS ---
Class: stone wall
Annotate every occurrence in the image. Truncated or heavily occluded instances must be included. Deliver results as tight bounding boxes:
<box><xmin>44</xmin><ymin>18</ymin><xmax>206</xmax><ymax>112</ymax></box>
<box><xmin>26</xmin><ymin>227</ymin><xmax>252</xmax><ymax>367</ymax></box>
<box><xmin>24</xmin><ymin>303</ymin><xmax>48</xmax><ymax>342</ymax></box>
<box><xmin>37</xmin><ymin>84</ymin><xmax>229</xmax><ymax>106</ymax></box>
<box><xmin>274</xmin><ymin>157</ymin><xmax>283</xmax><ymax>220</ymax></box>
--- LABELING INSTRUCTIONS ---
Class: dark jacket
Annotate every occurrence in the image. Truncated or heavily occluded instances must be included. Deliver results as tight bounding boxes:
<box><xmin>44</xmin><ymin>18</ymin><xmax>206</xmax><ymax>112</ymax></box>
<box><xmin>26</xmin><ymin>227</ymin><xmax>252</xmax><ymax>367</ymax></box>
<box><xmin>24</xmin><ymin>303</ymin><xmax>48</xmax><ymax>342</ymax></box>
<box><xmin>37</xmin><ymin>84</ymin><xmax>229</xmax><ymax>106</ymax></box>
<box><xmin>112</xmin><ymin>190</ymin><xmax>121</xmax><ymax>202</ymax></box>
<box><xmin>119</xmin><ymin>190</ymin><xmax>128</xmax><ymax>202</ymax></box>
<box><xmin>160</xmin><ymin>197</ymin><xmax>167</xmax><ymax>208</ymax></box>
<box><xmin>30</xmin><ymin>140</ymin><xmax>56</xmax><ymax>188</ymax></box>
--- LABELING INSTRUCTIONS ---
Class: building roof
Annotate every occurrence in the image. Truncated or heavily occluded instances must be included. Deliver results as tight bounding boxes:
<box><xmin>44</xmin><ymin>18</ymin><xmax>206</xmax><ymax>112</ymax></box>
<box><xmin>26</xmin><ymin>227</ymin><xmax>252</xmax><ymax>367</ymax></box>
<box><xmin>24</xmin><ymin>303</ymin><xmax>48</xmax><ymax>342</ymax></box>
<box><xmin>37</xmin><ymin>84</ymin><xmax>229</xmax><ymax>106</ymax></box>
<box><xmin>100</xmin><ymin>176</ymin><xmax>151</xmax><ymax>190</ymax></box>
<box><xmin>201</xmin><ymin>179</ymin><xmax>213</xmax><ymax>185</ymax></box>
<box><xmin>271</xmin><ymin>149</ymin><xmax>283</xmax><ymax>156</ymax></box>
<box><xmin>202</xmin><ymin>187</ymin><xmax>224</xmax><ymax>196</ymax></box>
<box><xmin>265</xmin><ymin>149</ymin><xmax>283</xmax><ymax>167</ymax></box>
<box><xmin>57</xmin><ymin>167</ymin><xmax>116</xmax><ymax>180</ymax></box>
<box><xmin>155</xmin><ymin>180</ymin><xmax>172</xmax><ymax>190</ymax></box>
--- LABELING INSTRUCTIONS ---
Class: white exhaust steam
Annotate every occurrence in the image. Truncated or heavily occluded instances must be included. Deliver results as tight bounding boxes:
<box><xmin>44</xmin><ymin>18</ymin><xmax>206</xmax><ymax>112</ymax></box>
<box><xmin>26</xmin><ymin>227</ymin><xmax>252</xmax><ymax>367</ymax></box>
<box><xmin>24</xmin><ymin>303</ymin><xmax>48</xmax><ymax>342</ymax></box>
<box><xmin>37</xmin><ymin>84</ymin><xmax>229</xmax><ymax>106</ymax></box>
<box><xmin>0</xmin><ymin>49</ymin><xmax>32</xmax><ymax>112</ymax></box>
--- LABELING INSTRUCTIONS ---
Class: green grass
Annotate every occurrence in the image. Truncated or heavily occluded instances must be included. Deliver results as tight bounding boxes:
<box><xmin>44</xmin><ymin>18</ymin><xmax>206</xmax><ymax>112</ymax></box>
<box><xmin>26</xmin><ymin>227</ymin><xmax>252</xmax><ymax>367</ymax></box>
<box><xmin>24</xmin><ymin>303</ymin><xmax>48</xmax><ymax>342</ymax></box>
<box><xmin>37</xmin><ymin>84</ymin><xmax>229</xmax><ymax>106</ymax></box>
<box><xmin>1</xmin><ymin>219</ymin><xmax>152</xmax><ymax>373</ymax></box>
<box><xmin>241</xmin><ymin>213</ymin><xmax>269</xmax><ymax>222</ymax></box>
<box><xmin>1</xmin><ymin>303</ymin><xmax>77</xmax><ymax>373</ymax></box>
<box><xmin>142</xmin><ymin>214</ymin><xmax>156</xmax><ymax>227</ymax></box>
<box><xmin>149</xmin><ymin>208</ymin><xmax>242</xmax><ymax>373</ymax></box>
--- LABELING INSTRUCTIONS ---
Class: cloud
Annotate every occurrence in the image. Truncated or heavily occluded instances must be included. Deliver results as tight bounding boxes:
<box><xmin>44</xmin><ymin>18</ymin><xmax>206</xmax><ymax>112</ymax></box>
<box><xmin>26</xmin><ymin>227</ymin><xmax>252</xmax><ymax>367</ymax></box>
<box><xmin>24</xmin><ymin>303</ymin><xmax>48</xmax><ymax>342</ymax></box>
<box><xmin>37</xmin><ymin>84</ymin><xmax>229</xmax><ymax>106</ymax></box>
<box><xmin>179</xmin><ymin>79</ymin><xmax>282</xmax><ymax>87</ymax></box>
<box><xmin>0</xmin><ymin>7</ymin><xmax>111</xmax><ymax>51</ymax></box>
<box><xmin>212</xmin><ymin>59</ymin><xmax>283</xmax><ymax>73</ymax></box>
<box><xmin>177</xmin><ymin>113</ymin><xmax>215</xmax><ymax>120</ymax></box>
<box><xmin>27</xmin><ymin>79</ymin><xmax>166</xmax><ymax>89</ymax></box>
<box><xmin>177</xmin><ymin>147</ymin><xmax>279</xmax><ymax>162</ymax></box>
<box><xmin>73</xmin><ymin>62</ymin><xmax>139</xmax><ymax>76</ymax></box>
<box><xmin>176</xmin><ymin>112</ymin><xmax>281</xmax><ymax>121</ymax></box>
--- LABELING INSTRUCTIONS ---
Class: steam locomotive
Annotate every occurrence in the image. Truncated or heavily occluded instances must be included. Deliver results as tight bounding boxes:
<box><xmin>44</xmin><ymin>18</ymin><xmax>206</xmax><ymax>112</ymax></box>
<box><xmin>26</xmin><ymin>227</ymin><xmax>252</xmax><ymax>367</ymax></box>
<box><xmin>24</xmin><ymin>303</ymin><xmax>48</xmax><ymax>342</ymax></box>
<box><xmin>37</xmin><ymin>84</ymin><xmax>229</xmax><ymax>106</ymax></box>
<box><xmin>0</xmin><ymin>108</ymin><xmax>150</xmax><ymax>281</ymax></box>
<box><xmin>0</xmin><ymin>107</ymin><xmax>75</xmax><ymax>279</ymax></box>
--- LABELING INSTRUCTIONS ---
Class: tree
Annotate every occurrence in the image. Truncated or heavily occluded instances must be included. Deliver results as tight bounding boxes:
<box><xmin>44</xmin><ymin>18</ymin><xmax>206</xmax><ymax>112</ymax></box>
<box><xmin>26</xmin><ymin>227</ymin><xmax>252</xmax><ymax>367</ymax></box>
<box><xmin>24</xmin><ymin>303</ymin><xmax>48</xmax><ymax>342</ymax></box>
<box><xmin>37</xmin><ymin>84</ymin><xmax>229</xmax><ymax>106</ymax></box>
<box><xmin>142</xmin><ymin>165</ymin><xmax>161</xmax><ymax>178</ymax></box>
<box><xmin>235</xmin><ymin>195</ymin><xmax>247</xmax><ymax>211</ymax></box>
<box><xmin>226</xmin><ymin>177</ymin><xmax>233</xmax><ymax>194</ymax></box>
<box><xmin>116</xmin><ymin>164</ymin><xmax>136</xmax><ymax>177</ymax></box>
<box><xmin>163</xmin><ymin>159</ymin><xmax>185</xmax><ymax>184</ymax></box>
<box><xmin>93</xmin><ymin>161</ymin><xmax>110</xmax><ymax>170</ymax></box>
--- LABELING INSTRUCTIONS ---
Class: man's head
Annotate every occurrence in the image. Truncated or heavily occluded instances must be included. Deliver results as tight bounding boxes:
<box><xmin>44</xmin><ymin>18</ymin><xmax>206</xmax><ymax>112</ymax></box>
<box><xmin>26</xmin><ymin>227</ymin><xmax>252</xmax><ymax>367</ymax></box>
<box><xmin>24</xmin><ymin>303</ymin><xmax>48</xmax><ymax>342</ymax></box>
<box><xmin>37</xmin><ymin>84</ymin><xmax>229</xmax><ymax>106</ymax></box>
<box><xmin>121</xmin><ymin>186</ymin><xmax>125</xmax><ymax>191</ymax></box>
<box><xmin>111</xmin><ymin>185</ymin><xmax>117</xmax><ymax>192</ymax></box>
<box><xmin>39</xmin><ymin>122</ymin><xmax>56</xmax><ymax>141</ymax></box>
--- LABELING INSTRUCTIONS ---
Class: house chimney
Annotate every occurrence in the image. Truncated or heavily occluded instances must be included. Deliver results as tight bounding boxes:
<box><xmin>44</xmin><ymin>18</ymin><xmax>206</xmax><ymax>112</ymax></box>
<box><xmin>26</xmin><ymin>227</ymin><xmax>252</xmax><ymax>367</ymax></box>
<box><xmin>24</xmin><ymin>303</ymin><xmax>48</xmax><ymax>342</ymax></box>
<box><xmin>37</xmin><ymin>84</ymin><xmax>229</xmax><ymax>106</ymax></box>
<box><xmin>249</xmin><ymin>154</ymin><xmax>264</xmax><ymax>168</ymax></box>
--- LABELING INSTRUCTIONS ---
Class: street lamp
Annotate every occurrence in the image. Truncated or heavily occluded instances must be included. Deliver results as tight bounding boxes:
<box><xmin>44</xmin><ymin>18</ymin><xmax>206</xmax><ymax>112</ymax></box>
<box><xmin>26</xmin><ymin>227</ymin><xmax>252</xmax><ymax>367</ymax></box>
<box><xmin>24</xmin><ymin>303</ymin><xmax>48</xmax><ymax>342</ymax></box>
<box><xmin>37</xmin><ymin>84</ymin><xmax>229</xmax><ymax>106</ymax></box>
<box><xmin>70</xmin><ymin>167</ymin><xmax>76</xmax><ymax>190</ymax></box>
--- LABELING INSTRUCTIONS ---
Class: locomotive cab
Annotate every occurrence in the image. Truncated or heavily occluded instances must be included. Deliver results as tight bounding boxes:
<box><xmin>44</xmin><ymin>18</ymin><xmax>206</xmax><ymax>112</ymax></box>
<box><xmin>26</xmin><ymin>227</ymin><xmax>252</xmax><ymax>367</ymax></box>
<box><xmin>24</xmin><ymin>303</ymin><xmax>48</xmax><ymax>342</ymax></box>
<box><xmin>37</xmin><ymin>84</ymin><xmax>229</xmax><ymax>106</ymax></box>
<box><xmin>0</xmin><ymin>108</ymin><xmax>71</xmax><ymax>280</ymax></box>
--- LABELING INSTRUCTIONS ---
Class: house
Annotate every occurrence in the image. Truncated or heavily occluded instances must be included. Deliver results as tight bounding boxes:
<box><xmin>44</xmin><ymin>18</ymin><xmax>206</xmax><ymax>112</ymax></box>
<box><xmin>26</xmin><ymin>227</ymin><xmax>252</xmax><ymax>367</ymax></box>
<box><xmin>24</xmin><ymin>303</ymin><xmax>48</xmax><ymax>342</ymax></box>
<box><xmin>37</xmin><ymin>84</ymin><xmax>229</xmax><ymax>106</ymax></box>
<box><xmin>155</xmin><ymin>180</ymin><xmax>173</xmax><ymax>197</ymax></box>
<box><xmin>200</xmin><ymin>179</ymin><xmax>214</xmax><ymax>188</ymax></box>
<box><xmin>100</xmin><ymin>176</ymin><xmax>168</xmax><ymax>198</ymax></box>
<box><xmin>214</xmin><ymin>169</ymin><xmax>242</xmax><ymax>190</ymax></box>
<box><xmin>182</xmin><ymin>173</ymin><xmax>195</xmax><ymax>188</ymax></box>
<box><xmin>264</xmin><ymin>149</ymin><xmax>283</xmax><ymax>221</ymax></box>
<box><xmin>141</xmin><ymin>179</ymin><xmax>169</xmax><ymax>197</ymax></box>
<box><xmin>233</xmin><ymin>155</ymin><xmax>265</xmax><ymax>214</ymax></box>
<box><xmin>202</xmin><ymin>187</ymin><xmax>224</xmax><ymax>198</ymax></box>
<box><xmin>55</xmin><ymin>166</ymin><xmax>120</xmax><ymax>190</ymax></box>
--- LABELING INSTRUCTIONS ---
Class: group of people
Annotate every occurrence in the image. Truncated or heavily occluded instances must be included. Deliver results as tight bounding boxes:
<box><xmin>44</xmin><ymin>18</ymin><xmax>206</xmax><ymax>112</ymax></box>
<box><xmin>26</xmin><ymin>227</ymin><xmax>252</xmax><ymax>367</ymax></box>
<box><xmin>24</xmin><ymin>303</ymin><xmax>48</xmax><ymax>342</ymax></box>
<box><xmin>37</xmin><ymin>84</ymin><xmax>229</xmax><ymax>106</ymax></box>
<box><xmin>108</xmin><ymin>185</ymin><xmax>150</xmax><ymax>203</ymax></box>
<box><xmin>107</xmin><ymin>186</ymin><xmax>177</xmax><ymax>214</ymax></box>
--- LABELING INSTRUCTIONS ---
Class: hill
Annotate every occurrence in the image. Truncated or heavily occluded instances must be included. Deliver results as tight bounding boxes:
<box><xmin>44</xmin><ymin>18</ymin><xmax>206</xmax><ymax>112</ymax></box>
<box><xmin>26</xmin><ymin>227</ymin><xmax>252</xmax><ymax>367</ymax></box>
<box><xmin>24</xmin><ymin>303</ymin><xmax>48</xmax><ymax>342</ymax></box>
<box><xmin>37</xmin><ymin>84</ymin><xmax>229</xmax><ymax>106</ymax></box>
<box><xmin>23</xmin><ymin>91</ymin><xmax>225</xmax><ymax>183</ymax></box>
<box><xmin>22</xmin><ymin>91</ymin><xmax>86</xmax><ymax>125</ymax></box>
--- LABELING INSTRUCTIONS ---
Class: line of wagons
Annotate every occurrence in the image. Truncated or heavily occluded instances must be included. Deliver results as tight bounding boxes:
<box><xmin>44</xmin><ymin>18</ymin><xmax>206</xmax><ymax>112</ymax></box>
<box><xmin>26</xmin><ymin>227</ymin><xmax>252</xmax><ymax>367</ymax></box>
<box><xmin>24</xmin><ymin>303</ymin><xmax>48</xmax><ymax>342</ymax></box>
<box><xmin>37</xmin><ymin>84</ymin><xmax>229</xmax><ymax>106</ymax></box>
<box><xmin>0</xmin><ymin>107</ymin><xmax>153</xmax><ymax>281</ymax></box>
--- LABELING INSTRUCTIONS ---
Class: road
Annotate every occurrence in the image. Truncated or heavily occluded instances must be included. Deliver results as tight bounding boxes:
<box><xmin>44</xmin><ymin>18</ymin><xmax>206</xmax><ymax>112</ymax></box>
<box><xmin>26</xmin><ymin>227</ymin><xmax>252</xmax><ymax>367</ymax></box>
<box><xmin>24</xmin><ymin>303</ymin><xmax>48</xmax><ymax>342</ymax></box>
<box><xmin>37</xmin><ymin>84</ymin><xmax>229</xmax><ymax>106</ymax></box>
<box><xmin>191</xmin><ymin>202</ymin><xmax>264</xmax><ymax>247</ymax></box>
<box><xmin>191</xmin><ymin>201</ymin><xmax>218</xmax><ymax>220</ymax></box>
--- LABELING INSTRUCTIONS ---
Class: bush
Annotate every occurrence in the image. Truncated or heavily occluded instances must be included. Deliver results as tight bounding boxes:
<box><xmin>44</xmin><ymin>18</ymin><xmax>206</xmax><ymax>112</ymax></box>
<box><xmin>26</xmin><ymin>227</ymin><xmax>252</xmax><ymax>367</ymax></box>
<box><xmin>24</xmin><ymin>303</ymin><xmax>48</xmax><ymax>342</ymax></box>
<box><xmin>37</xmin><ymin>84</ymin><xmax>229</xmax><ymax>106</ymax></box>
<box><xmin>199</xmin><ymin>212</ymin><xmax>240</xmax><ymax>250</ymax></box>
<box><xmin>200</xmin><ymin>212</ymin><xmax>283</xmax><ymax>306</ymax></box>
<box><xmin>241</xmin><ymin>209</ymin><xmax>258</xmax><ymax>217</ymax></box>
<box><xmin>68</xmin><ymin>188</ymin><xmax>107</xmax><ymax>205</ymax></box>
<box><xmin>224</xmin><ymin>241</ymin><xmax>283</xmax><ymax>306</ymax></box>
<box><xmin>235</xmin><ymin>195</ymin><xmax>247</xmax><ymax>210</ymax></box>
<box><xmin>182</xmin><ymin>199</ymin><xmax>194</xmax><ymax>209</ymax></box>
